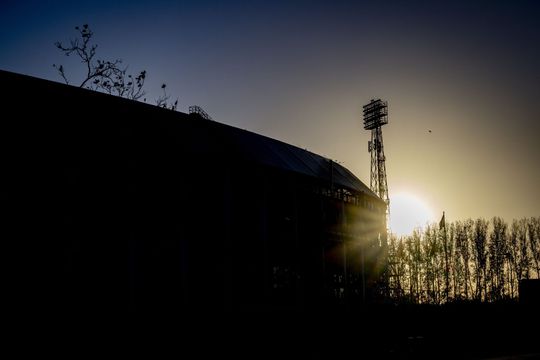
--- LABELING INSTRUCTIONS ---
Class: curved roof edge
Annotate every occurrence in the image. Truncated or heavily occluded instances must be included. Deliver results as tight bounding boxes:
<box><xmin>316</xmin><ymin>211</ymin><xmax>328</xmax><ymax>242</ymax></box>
<box><xmin>0</xmin><ymin>69</ymin><xmax>382</xmax><ymax>203</ymax></box>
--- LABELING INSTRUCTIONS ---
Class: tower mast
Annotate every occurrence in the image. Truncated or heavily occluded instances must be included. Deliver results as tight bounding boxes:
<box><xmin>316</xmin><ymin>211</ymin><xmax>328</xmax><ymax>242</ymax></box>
<box><xmin>364</xmin><ymin>99</ymin><xmax>391</xmax><ymax>300</ymax></box>
<box><xmin>363</xmin><ymin>99</ymin><xmax>390</xmax><ymax>226</ymax></box>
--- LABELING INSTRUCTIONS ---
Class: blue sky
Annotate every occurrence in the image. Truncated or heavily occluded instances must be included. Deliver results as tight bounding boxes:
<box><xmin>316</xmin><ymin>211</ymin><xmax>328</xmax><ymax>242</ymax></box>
<box><xmin>1</xmin><ymin>0</ymin><xmax>539</xmax><ymax>224</ymax></box>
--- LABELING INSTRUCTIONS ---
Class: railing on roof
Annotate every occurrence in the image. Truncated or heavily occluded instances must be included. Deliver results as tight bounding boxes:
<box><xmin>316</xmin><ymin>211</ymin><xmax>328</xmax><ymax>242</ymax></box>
<box><xmin>189</xmin><ymin>105</ymin><xmax>213</xmax><ymax>120</ymax></box>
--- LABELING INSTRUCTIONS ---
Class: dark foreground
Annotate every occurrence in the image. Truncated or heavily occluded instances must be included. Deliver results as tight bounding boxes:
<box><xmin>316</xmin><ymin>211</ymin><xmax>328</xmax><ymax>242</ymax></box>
<box><xmin>12</xmin><ymin>303</ymin><xmax>539</xmax><ymax>359</ymax></box>
<box><xmin>1</xmin><ymin>71</ymin><xmax>538</xmax><ymax>358</ymax></box>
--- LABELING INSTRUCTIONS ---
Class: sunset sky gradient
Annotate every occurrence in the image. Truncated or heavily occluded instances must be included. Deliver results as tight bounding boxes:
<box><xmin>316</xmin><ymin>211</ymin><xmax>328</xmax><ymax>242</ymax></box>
<box><xmin>1</xmin><ymin>0</ymin><xmax>539</xmax><ymax>224</ymax></box>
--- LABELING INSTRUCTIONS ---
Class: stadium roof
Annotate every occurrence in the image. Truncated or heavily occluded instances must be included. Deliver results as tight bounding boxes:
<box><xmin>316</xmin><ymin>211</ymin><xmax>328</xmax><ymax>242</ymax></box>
<box><xmin>212</xmin><ymin>119</ymin><xmax>377</xmax><ymax>198</ymax></box>
<box><xmin>0</xmin><ymin>69</ymin><xmax>379</xmax><ymax>201</ymax></box>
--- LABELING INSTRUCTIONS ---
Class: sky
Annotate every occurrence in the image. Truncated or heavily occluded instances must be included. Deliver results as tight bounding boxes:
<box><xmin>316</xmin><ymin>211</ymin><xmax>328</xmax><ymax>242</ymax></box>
<box><xmin>1</xmin><ymin>0</ymin><xmax>539</xmax><ymax>229</ymax></box>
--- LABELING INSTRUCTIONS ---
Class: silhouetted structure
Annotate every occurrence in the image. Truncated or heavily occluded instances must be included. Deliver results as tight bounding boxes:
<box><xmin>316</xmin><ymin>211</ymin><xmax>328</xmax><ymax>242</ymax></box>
<box><xmin>188</xmin><ymin>105</ymin><xmax>213</xmax><ymax>120</ymax></box>
<box><xmin>1</xmin><ymin>70</ymin><xmax>387</xmax><ymax>313</ymax></box>
<box><xmin>363</xmin><ymin>99</ymin><xmax>390</xmax><ymax>222</ymax></box>
<box><xmin>3</xmin><ymin>71</ymin><xmax>539</xmax><ymax>360</ymax></box>
<box><xmin>519</xmin><ymin>279</ymin><xmax>540</xmax><ymax>305</ymax></box>
<box><xmin>364</xmin><ymin>98</ymin><xmax>391</xmax><ymax>297</ymax></box>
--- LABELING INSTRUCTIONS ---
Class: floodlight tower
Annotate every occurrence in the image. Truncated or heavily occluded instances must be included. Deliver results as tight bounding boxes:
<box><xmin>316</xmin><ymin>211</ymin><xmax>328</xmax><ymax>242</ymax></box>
<box><xmin>363</xmin><ymin>99</ymin><xmax>390</xmax><ymax>224</ymax></box>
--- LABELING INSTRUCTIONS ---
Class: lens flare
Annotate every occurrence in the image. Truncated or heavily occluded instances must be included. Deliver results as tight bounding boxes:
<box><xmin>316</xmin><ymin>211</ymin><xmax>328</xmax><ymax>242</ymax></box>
<box><xmin>390</xmin><ymin>192</ymin><xmax>435</xmax><ymax>236</ymax></box>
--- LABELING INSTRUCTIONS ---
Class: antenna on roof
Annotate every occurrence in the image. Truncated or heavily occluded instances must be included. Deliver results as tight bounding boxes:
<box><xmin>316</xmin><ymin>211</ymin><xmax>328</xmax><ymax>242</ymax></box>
<box><xmin>189</xmin><ymin>105</ymin><xmax>213</xmax><ymax>120</ymax></box>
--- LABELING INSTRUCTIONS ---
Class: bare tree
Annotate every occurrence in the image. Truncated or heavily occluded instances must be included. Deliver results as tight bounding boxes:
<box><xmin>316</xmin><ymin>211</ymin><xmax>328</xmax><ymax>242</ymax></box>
<box><xmin>471</xmin><ymin>219</ymin><xmax>488</xmax><ymax>301</ymax></box>
<box><xmin>489</xmin><ymin>217</ymin><xmax>508</xmax><ymax>301</ymax></box>
<box><xmin>395</xmin><ymin>237</ymin><xmax>408</xmax><ymax>300</ymax></box>
<box><xmin>385</xmin><ymin>217</ymin><xmax>534</xmax><ymax>304</ymax></box>
<box><xmin>447</xmin><ymin>222</ymin><xmax>460</xmax><ymax>301</ymax></box>
<box><xmin>423</xmin><ymin>225</ymin><xmax>443</xmax><ymax>304</ymax></box>
<box><xmin>509</xmin><ymin>220</ymin><xmax>522</xmax><ymax>297</ymax></box>
<box><xmin>527</xmin><ymin>217</ymin><xmax>540</xmax><ymax>279</ymax></box>
<box><xmin>405</xmin><ymin>231</ymin><xmax>423</xmax><ymax>303</ymax></box>
<box><xmin>155</xmin><ymin>83</ymin><xmax>178</xmax><ymax>110</ymax></box>
<box><xmin>511</xmin><ymin>219</ymin><xmax>532</xmax><ymax>282</ymax></box>
<box><xmin>53</xmin><ymin>24</ymin><xmax>146</xmax><ymax>100</ymax></box>
<box><xmin>440</xmin><ymin>218</ymin><xmax>452</xmax><ymax>302</ymax></box>
<box><xmin>457</xmin><ymin>220</ymin><xmax>473</xmax><ymax>300</ymax></box>
<box><xmin>53</xmin><ymin>24</ymin><xmax>179</xmax><ymax>110</ymax></box>
<box><xmin>387</xmin><ymin>234</ymin><xmax>405</xmax><ymax>301</ymax></box>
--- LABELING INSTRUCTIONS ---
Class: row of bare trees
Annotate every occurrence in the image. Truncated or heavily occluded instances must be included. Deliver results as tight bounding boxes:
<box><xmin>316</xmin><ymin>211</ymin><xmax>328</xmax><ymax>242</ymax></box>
<box><xmin>386</xmin><ymin>217</ymin><xmax>540</xmax><ymax>304</ymax></box>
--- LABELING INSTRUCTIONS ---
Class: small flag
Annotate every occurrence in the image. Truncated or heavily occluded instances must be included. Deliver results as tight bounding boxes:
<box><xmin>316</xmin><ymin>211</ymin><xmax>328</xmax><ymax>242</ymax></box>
<box><xmin>439</xmin><ymin>211</ymin><xmax>446</xmax><ymax>230</ymax></box>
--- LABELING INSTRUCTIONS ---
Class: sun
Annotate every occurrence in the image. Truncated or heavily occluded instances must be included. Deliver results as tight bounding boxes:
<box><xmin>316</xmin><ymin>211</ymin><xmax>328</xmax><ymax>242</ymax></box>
<box><xmin>389</xmin><ymin>192</ymin><xmax>435</xmax><ymax>236</ymax></box>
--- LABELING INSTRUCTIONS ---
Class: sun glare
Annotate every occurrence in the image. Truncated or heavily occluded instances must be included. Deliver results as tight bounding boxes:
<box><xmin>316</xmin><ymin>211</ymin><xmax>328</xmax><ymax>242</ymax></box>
<box><xmin>390</xmin><ymin>193</ymin><xmax>435</xmax><ymax>237</ymax></box>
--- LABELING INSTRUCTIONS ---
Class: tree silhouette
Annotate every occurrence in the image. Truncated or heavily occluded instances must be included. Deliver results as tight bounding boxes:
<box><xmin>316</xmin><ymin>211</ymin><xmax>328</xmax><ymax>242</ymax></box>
<box><xmin>471</xmin><ymin>219</ymin><xmax>488</xmax><ymax>301</ymax></box>
<box><xmin>511</xmin><ymin>219</ymin><xmax>532</xmax><ymax>283</ymax></box>
<box><xmin>423</xmin><ymin>225</ymin><xmax>440</xmax><ymax>303</ymax></box>
<box><xmin>387</xmin><ymin>235</ymin><xmax>407</xmax><ymax>301</ymax></box>
<box><xmin>53</xmin><ymin>24</ymin><xmax>146</xmax><ymax>100</ymax></box>
<box><xmin>457</xmin><ymin>220</ymin><xmax>473</xmax><ymax>300</ymax></box>
<box><xmin>53</xmin><ymin>24</ymin><xmax>177</xmax><ymax>109</ymax></box>
<box><xmin>528</xmin><ymin>218</ymin><xmax>540</xmax><ymax>279</ymax></box>
<box><xmin>387</xmin><ymin>217</ymin><xmax>538</xmax><ymax>304</ymax></box>
<box><xmin>155</xmin><ymin>83</ymin><xmax>178</xmax><ymax>110</ymax></box>
<box><xmin>489</xmin><ymin>217</ymin><xmax>508</xmax><ymax>301</ymax></box>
